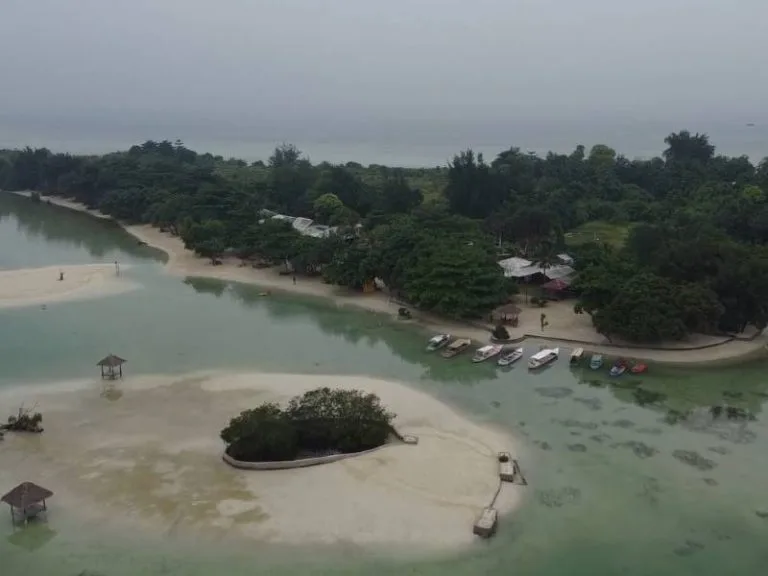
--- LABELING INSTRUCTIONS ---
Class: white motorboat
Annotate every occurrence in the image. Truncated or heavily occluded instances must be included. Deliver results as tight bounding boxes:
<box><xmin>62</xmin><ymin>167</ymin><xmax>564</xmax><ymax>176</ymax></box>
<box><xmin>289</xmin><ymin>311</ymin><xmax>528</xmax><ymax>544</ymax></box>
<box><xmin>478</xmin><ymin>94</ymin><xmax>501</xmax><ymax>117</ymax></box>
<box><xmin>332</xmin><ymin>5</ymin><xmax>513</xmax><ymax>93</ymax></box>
<box><xmin>472</xmin><ymin>344</ymin><xmax>503</xmax><ymax>363</ymax></box>
<box><xmin>498</xmin><ymin>347</ymin><xmax>524</xmax><ymax>366</ymax></box>
<box><xmin>528</xmin><ymin>347</ymin><xmax>559</xmax><ymax>370</ymax></box>
<box><xmin>570</xmin><ymin>347</ymin><xmax>584</xmax><ymax>364</ymax></box>
<box><xmin>427</xmin><ymin>333</ymin><xmax>451</xmax><ymax>351</ymax></box>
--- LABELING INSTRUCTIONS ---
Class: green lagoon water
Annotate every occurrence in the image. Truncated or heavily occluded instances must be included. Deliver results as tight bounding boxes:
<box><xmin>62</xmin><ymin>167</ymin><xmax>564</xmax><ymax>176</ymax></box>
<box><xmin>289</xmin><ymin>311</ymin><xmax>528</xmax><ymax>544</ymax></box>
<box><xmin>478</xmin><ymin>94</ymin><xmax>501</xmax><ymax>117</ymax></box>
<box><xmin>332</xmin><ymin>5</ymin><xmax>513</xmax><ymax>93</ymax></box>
<box><xmin>1</xmin><ymin>192</ymin><xmax>767</xmax><ymax>575</ymax></box>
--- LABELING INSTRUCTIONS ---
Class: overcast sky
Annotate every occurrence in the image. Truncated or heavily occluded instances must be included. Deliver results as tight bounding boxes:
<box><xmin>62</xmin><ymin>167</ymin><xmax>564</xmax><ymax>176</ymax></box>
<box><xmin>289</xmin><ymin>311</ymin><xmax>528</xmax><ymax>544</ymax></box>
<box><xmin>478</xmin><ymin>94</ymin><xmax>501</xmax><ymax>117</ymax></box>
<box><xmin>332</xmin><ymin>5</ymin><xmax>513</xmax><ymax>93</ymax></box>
<box><xmin>1</xmin><ymin>0</ymin><xmax>766</xmax><ymax>160</ymax></box>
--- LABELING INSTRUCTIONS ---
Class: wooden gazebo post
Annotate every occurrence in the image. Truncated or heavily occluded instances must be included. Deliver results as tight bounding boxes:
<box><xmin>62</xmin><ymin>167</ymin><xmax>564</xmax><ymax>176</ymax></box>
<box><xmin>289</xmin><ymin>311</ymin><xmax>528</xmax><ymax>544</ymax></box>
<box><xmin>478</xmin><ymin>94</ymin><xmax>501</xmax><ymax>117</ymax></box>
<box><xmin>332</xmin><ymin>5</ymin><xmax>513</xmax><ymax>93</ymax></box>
<box><xmin>96</xmin><ymin>354</ymin><xmax>126</xmax><ymax>380</ymax></box>
<box><xmin>1</xmin><ymin>481</ymin><xmax>54</xmax><ymax>525</ymax></box>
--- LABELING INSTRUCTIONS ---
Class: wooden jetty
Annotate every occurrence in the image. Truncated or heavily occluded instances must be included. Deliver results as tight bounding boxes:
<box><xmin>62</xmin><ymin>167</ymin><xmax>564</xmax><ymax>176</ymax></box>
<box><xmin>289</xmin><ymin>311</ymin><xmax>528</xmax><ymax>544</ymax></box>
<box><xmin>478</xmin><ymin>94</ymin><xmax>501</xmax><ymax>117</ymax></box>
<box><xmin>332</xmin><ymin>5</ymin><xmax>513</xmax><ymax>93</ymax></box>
<box><xmin>473</xmin><ymin>452</ymin><xmax>528</xmax><ymax>539</ymax></box>
<box><xmin>472</xmin><ymin>507</ymin><xmax>498</xmax><ymax>538</ymax></box>
<box><xmin>498</xmin><ymin>452</ymin><xmax>515</xmax><ymax>482</ymax></box>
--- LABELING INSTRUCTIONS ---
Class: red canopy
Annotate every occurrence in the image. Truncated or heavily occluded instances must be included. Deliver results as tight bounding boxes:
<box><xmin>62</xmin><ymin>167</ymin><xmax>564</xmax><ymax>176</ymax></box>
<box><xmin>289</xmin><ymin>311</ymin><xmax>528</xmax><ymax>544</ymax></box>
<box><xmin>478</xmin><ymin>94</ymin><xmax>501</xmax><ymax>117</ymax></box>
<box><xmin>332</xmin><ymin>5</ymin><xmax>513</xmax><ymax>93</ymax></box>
<box><xmin>542</xmin><ymin>278</ymin><xmax>570</xmax><ymax>291</ymax></box>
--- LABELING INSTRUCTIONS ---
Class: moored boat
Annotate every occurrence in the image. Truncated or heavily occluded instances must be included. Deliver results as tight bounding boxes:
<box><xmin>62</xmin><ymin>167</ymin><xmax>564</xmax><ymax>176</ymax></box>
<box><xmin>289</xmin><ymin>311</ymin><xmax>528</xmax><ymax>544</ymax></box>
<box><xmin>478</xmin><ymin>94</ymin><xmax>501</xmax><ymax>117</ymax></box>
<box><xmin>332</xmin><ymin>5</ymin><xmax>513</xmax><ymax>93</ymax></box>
<box><xmin>609</xmin><ymin>358</ymin><xmax>627</xmax><ymax>377</ymax></box>
<box><xmin>498</xmin><ymin>347</ymin><xmax>524</xmax><ymax>366</ymax></box>
<box><xmin>441</xmin><ymin>338</ymin><xmax>472</xmax><ymax>359</ymax></box>
<box><xmin>427</xmin><ymin>333</ymin><xmax>451</xmax><ymax>351</ymax></box>
<box><xmin>570</xmin><ymin>347</ymin><xmax>584</xmax><ymax>364</ymax></box>
<box><xmin>472</xmin><ymin>344</ymin><xmax>503</xmax><ymax>363</ymax></box>
<box><xmin>528</xmin><ymin>348</ymin><xmax>559</xmax><ymax>370</ymax></box>
<box><xmin>631</xmin><ymin>362</ymin><xmax>648</xmax><ymax>374</ymax></box>
<box><xmin>589</xmin><ymin>354</ymin><xmax>603</xmax><ymax>370</ymax></box>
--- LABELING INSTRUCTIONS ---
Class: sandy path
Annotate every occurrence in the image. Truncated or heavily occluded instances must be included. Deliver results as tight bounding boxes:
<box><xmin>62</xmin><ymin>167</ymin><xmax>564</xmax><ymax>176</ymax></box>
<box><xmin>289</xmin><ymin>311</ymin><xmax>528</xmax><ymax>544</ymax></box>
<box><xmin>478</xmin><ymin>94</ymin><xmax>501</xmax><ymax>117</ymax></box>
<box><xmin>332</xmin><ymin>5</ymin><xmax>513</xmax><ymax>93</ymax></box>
<box><xmin>0</xmin><ymin>263</ymin><xmax>139</xmax><ymax>309</ymax></box>
<box><xmin>8</xmin><ymin>191</ymin><xmax>767</xmax><ymax>364</ymax></box>
<box><xmin>0</xmin><ymin>371</ymin><xmax>522</xmax><ymax>550</ymax></box>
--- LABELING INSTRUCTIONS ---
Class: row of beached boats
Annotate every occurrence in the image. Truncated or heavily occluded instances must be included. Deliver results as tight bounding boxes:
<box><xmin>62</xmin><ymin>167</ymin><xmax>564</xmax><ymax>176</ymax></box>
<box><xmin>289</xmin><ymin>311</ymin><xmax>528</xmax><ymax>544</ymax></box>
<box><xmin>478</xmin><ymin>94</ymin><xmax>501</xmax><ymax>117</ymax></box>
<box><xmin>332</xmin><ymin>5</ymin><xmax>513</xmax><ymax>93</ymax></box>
<box><xmin>427</xmin><ymin>336</ymin><xmax>649</xmax><ymax>374</ymax></box>
<box><xmin>426</xmin><ymin>334</ymin><xmax>560</xmax><ymax>370</ymax></box>
<box><xmin>570</xmin><ymin>348</ymin><xmax>648</xmax><ymax>376</ymax></box>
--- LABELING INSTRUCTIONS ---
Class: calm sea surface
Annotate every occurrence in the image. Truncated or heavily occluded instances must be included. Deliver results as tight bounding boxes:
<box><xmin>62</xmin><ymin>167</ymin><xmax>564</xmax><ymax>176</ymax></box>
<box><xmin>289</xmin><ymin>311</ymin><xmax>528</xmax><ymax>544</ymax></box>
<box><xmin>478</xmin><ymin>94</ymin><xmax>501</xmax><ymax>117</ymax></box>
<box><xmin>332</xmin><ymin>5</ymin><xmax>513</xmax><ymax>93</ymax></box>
<box><xmin>0</xmin><ymin>192</ymin><xmax>767</xmax><ymax>575</ymax></box>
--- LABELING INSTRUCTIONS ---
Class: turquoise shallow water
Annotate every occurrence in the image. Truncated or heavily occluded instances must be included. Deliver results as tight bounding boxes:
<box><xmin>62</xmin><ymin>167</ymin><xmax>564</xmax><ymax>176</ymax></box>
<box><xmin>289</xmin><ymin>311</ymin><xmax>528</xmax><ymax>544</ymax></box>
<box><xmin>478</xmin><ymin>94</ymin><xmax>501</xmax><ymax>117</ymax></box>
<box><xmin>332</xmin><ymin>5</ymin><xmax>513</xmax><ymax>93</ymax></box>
<box><xmin>0</xmin><ymin>192</ymin><xmax>767</xmax><ymax>575</ymax></box>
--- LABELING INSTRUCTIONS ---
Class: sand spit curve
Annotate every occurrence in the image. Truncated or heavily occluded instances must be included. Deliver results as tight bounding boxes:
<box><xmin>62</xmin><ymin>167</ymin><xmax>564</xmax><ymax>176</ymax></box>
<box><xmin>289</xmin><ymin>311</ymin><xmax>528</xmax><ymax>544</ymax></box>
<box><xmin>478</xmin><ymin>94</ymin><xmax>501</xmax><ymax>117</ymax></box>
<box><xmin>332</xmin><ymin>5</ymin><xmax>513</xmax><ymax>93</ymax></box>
<box><xmin>0</xmin><ymin>371</ymin><xmax>522</xmax><ymax>551</ymax></box>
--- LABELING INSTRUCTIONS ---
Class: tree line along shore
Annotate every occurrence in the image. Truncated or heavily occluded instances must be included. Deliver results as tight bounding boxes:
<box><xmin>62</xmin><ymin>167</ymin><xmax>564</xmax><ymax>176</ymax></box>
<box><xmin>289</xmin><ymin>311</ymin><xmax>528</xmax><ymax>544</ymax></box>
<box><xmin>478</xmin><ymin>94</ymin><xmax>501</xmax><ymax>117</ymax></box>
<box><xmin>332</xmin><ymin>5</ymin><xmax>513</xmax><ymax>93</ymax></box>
<box><xmin>2</xmin><ymin>132</ymin><xmax>768</xmax><ymax>344</ymax></box>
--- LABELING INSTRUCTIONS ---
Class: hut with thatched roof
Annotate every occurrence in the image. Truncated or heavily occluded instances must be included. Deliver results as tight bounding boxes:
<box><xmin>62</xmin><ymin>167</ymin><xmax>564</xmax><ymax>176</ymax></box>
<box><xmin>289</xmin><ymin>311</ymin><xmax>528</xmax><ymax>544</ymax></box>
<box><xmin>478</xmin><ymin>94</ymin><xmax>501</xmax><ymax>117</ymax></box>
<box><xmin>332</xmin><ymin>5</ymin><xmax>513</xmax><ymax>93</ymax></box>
<box><xmin>491</xmin><ymin>303</ymin><xmax>522</xmax><ymax>325</ymax></box>
<box><xmin>2</xmin><ymin>482</ymin><xmax>53</xmax><ymax>524</ymax></box>
<box><xmin>97</xmin><ymin>354</ymin><xmax>126</xmax><ymax>379</ymax></box>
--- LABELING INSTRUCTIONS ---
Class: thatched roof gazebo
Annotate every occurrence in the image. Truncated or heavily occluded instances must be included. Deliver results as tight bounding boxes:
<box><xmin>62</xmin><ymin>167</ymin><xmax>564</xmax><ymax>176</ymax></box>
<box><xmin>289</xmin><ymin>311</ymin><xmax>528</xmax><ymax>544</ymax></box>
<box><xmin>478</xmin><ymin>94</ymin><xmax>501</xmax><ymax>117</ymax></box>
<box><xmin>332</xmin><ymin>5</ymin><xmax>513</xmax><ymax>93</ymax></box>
<box><xmin>491</xmin><ymin>303</ymin><xmax>522</xmax><ymax>324</ymax></box>
<box><xmin>2</xmin><ymin>482</ymin><xmax>53</xmax><ymax>524</ymax></box>
<box><xmin>97</xmin><ymin>354</ymin><xmax>126</xmax><ymax>380</ymax></box>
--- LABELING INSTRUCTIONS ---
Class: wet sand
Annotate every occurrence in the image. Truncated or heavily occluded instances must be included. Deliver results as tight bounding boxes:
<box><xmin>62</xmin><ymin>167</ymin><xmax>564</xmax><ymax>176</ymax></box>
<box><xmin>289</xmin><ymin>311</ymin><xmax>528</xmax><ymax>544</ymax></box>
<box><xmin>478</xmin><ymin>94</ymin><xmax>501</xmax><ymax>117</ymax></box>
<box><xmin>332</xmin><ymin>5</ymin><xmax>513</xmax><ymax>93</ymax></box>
<box><xmin>0</xmin><ymin>263</ymin><xmax>138</xmax><ymax>309</ymax></box>
<box><xmin>0</xmin><ymin>371</ymin><xmax>521</xmax><ymax>551</ymax></box>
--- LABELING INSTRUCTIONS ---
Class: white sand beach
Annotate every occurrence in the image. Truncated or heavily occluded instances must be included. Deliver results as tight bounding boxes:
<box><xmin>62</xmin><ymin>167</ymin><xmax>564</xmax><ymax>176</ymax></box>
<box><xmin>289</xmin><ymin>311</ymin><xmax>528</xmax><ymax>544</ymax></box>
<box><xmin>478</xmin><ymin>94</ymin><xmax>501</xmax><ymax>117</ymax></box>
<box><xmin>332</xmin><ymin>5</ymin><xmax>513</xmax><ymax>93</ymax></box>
<box><xmin>0</xmin><ymin>264</ymin><xmax>138</xmax><ymax>309</ymax></box>
<box><xmin>0</xmin><ymin>371</ymin><xmax>522</xmax><ymax>550</ymax></box>
<box><xmin>10</xmin><ymin>191</ymin><xmax>768</xmax><ymax>364</ymax></box>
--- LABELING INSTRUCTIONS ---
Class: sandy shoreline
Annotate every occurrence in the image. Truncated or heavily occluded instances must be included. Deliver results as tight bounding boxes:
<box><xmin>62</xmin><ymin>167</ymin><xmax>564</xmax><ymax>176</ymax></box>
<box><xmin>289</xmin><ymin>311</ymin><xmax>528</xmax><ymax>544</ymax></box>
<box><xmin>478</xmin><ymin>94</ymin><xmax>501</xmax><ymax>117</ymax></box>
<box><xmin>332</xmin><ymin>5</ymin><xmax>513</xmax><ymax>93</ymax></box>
<box><xmin>8</xmin><ymin>190</ymin><xmax>768</xmax><ymax>364</ymax></box>
<box><xmin>0</xmin><ymin>371</ymin><xmax>522</xmax><ymax>550</ymax></box>
<box><xmin>0</xmin><ymin>263</ymin><xmax>139</xmax><ymax>309</ymax></box>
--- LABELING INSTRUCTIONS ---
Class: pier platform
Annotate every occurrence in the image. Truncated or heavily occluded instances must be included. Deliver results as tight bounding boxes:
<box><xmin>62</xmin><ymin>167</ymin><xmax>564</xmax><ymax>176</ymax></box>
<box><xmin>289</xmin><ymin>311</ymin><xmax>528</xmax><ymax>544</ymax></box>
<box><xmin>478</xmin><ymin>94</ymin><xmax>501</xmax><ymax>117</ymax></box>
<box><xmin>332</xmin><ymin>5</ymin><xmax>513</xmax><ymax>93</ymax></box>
<box><xmin>472</xmin><ymin>507</ymin><xmax>498</xmax><ymax>538</ymax></box>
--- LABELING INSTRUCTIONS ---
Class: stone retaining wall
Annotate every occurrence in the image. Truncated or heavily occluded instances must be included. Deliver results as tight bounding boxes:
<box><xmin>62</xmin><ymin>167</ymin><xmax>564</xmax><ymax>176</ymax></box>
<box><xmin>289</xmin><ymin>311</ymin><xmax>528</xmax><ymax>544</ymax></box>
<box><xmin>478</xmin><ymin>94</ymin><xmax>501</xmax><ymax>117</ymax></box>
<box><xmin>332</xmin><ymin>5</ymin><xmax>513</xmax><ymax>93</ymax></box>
<box><xmin>222</xmin><ymin>444</ymin><xmax>388</xmax><ymax>470</ymax></box>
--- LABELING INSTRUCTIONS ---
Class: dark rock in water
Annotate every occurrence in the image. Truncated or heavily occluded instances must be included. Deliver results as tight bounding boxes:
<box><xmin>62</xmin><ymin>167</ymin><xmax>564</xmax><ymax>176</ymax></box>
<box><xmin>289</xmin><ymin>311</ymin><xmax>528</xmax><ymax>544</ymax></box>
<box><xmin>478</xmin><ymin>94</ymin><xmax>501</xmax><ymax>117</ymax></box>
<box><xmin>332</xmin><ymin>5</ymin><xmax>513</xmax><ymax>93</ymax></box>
<box><xmin>567</xmin><ymin>444</ymin><xmax>587</xmax><ymax>452</ymax></box>
<box><xmin>589</xmin><ymin>433</ymin><xmax>611</xmax><ymax>443</ymax></box>
<box><xmin>574</xmin><ymin>397</ymin><xmax>603</xmax><ymax>411</ymax></box>
<box><xmin>672</xmin><ymin>450</ymin><xmax>717</xmax><ymax>471</ymax></box>
<box><xmin>553</xmin><ymin>418</ymin><xmax>599</xmax><ymax>430</ymax></box>
<box><xmin>490</xmin><ymin>400</ymin><xmax>501</xmax><ymax>408</ymax></box>
<box><xmin>535</xmin><ymin>387</ymin><xmax>573</xmax><ymax>399</ymax></box>
<box><xmin>673</xmin><ymin>540</ymin><xmax>705</xmax><ymax>556</ymax></box>
<box><xmin>536</xmin><ymin>487</ymin><xmax>582</xmax><ymax>508</ymax></box>
<box><xmin>632</xmin><ymin>388</ymin><xmax>666</xmax><ymax>406</ymax></box>
<box><xmin>712</xmin><ymin>529</ymin><xmax>732</xmax><ymax>541</ymax></box>
<box><xmin>605</xmin><ymin>419</ymin><xmax>635</xmax><ymax>429</ymax></box>
<box><xmin>708</xmin><ymin>446</ymin><xmax>730</xmax><ymax>455</ymax></box>
<box><xmin>611</xmin><ymin>441</ymin><xmax>659</xmax><ymax>459</ymax></box>
<box><xmin>722</xmin><ymin>390</ymin><xmax>743</xmax><ymax>399</ymax></box>
<box><xmin>533</xmin><ymin>440</ymin><xmax>552</xmax><ymax>451</ymax></box>
<box><xmin>755</xmin><ymin>510</ymin><xmax>768</xmax><ymax>519</ymax></box>
<box><xmin>703</xmin><ymin>478</ymin><xmax>718</xmax><ymax>486</ymax></box>
<box><xmin>717</xmin><ymin>427</ymin><xmax>757</xmax><ymax>445</ymax></box>
<box><xmin>664</xmin><ymin>409</ymin><xmax>691</xmax><ymax>425</ymax></box>
<box><xmin>638</xmin><ymin>477</ymin><xmax>661</xmax><ymax>505</ymax></box>
<box><xmin>570</xmin><ymin>431</ymin><xmax>582</xmax><ymax>437</ymax></box>
<box><xmin>636</xmin><ymin>427</ymin><xmax>663</xmax><ymax>435</ymax></box>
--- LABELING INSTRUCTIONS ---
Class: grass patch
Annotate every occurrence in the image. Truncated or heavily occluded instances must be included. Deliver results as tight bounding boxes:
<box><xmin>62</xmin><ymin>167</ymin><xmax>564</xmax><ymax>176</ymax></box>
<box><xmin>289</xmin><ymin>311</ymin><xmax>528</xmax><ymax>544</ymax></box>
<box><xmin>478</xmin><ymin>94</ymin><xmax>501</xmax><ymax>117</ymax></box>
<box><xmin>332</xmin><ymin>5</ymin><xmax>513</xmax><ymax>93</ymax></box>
<box><xmin>565</xmin><ymin>221</ymin><xmax>631</xmax><ymax>249</ymax></box>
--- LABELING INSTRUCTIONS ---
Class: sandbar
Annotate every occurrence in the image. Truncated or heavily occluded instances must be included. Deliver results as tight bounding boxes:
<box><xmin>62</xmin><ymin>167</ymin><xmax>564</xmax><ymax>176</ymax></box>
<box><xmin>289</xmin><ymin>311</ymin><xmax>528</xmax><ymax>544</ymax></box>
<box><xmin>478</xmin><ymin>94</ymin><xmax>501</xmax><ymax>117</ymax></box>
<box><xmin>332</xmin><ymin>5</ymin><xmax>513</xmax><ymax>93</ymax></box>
<box><xmin>0</xmin><ymin>264</ymin><xmax>139</xmax><ymax>310</ymax></box>
<box><xmin>0</xmin><ymin>371</ymin><xmax>522</xmax><ymax>551</ymax></box>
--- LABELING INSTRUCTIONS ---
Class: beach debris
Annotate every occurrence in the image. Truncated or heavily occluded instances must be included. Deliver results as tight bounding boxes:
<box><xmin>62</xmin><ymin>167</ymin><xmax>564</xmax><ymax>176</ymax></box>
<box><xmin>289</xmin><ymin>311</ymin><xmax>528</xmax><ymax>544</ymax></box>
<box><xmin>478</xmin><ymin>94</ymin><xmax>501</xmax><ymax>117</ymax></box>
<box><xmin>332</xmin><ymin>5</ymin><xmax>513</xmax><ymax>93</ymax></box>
<box><xmin>2</xmin><ymin>405</ymin><xmax>44</xmax><ymax>433</ymax></box>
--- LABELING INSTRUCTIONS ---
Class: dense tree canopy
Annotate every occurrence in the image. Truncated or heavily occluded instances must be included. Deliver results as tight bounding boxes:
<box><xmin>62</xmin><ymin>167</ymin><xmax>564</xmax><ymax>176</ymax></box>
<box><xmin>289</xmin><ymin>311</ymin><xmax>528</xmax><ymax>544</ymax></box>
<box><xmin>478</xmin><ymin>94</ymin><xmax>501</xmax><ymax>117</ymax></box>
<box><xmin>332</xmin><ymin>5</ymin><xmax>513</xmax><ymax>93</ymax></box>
<box><xmin>220</xmin><ymin>387</ymin><xmax>395</xmax><ymax>462</ymax></box>
<box><xmin>2</xmin><ymin>131</ymin><xmax>768</xmax><ymax>337</ymax></box>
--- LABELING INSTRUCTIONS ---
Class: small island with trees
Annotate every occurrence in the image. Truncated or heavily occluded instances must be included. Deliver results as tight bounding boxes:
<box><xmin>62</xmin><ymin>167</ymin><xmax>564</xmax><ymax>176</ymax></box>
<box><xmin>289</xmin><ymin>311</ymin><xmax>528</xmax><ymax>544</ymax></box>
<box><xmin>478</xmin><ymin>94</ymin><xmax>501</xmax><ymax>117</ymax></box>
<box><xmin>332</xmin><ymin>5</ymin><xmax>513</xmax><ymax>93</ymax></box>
<box><xmin>220</xmin><ymin>387</ymin><xmax>398</xmax><ymax>469</ymax></box>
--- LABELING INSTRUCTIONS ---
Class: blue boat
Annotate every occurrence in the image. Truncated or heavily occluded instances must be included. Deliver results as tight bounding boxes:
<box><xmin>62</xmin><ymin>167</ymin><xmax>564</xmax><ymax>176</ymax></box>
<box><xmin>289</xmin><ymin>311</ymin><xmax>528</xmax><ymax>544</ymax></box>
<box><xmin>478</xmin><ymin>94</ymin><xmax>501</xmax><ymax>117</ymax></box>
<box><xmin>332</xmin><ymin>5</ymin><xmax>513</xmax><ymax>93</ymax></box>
<box><xmin>609</xmin><ymin>359</ymin><xmax>627</xmax><ymax>377</ymax></box>
<box><xmin>589</xmin><ymin>354</ymin><xmax>603</xmax><ymax>370</ymax></box>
